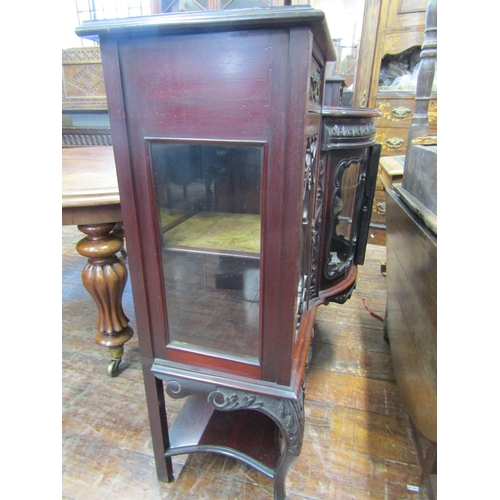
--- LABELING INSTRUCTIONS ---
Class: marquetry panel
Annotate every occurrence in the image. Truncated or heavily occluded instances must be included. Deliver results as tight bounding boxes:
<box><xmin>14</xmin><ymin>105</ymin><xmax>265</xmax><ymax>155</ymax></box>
<box><xmin>374</xmin><ymin>94</ymin><xmax>437</xmax><ymax>157</ymax></box>
<box><xmin>62</xmin><ymin>47</ymin><xmax>108</xmax><ymax>111</ymax></box>
<box><xmin>375</xmin><ymin>127</ymin><xmax>409</xmax><ymax>156</ymax></box>
<box><xmin>384</xmin><ymin>0</ymin><xmax>427</xmax><ymax>33</ymax></box>
<box><xmin>382</xmin><ymin>31</ymin><xmax>424</xmax><ymax>56</ymax></box>
<box><xmin>375</xmin><ymin>95</ymin><xmax>437</xmax><ymax>129</ymax></box>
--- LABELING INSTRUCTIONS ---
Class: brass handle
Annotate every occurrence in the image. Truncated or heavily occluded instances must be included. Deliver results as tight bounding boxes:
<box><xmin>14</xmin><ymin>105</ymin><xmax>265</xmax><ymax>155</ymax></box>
<box><xmin>360</xmin><ymin>89</ymin><xmax>368</xmax><ymax>108</ymax></box>
<box><xmin>392</xmin><ymin>106</ymin><xmax>411</xmax><ymax>119</ymax></box>
<box><xmin>386</xmin><ymin>137</ymin><xmax>405</xmax><ymax>149</ymax></box>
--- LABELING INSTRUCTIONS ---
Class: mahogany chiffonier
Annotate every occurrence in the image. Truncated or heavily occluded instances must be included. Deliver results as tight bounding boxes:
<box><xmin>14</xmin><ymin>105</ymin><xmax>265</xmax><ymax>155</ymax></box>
<box><xmin>77</xmin><ymin>7</ymin><xmax>380</xmax><ymax>498</ymax></box>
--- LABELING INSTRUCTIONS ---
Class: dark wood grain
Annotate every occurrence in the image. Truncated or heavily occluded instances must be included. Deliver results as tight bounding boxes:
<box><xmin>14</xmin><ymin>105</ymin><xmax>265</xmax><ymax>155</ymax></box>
<box><xmin>385</xmin><ymin>186</ymin><xmax>436</xmax><ymax>444</ymax></box>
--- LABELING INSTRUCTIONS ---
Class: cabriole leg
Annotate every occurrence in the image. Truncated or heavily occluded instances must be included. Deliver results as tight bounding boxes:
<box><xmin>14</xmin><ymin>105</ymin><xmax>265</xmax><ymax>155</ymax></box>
<box><xmin>207</xmin><ymin>385</ymin><xmax>305</xmax><ymax>500</ymax></box>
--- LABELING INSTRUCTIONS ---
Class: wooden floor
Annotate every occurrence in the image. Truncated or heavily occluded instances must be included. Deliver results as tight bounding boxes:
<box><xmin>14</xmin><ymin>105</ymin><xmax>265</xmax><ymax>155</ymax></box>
<box><xmin>62</xmin><ymin>225</ymin><xmax>435</xmax><ymax>500</ymax></box>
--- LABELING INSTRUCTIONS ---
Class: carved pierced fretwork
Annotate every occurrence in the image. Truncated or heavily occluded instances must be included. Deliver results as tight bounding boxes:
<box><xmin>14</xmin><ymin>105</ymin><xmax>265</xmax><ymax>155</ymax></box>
<box><xmin>296</xmin><ymin>134</ymin><xmax>318</xmax><ymax>334</ymax></box>
<box><xmin>309</xmin><ymin>155</ymin><xmax>326</xmax><ymax>298</ymax></box>
<box><xmin>207</xmin><ymin>386</ymin><xmax>304</xmax><ymax>455</ymax></box>
<box><xmin>160</xmin><ymin>375</ymin><xmax>305</xmax><ymax>455</ymax></box>
<box><xmin>208</xmin><ymin>390</ymin><xmax>264</xmax><ymax>410</ymax></box>
<box><xmin>309</xmin><ymin>72</ymin><xmax>321</xmax><ymax>104</ymax></box>
<box><xmin>323</xmin><ymin>155</ymin><xmax>366</xmax><ymax>281</ymax></box>
<box><xmin>154</xmin><ymin>372</ymin><xmax>306</xmax><ymax>499</ymax></box>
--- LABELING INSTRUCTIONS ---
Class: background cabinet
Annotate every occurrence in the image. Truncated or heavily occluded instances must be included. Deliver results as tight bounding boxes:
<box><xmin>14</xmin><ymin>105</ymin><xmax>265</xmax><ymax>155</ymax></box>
<box><xmin>353</xmin><ymin>0</ymin><xmax>437</xmax><ymax>156</ymax></box>
<box><xmin>352</xmin><ymin>0</ymin><xmax>437</xmax><ymax>244</ymax></box>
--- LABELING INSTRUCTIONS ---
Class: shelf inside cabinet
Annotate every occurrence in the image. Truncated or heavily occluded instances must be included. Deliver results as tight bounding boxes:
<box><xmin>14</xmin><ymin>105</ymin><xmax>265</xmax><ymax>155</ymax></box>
<box><xmin>167</xmin><ymin>393</ymin><xmax>280</xmax><ymax>477</ymax></box>
<box><xmin>163</xmin><ymin>211</ymin><xmax>260</xmax><ymax>258</ymax></box>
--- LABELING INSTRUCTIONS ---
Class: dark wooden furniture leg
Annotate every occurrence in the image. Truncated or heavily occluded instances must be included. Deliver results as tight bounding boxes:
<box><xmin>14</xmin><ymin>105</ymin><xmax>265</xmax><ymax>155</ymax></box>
<box><xmin>76</xmin><ymin>222</ymin><xmax>133</xmax><ymax>376</ymax></box>
<box><xmin>410</xmin><ymin>420</ymin><xmax>437</xmax><ymax>499</ymax></box>
<box><xmin>153</xmin><ymin>373</ymin><xmax>305</xmax><ymax>500</ymax></box>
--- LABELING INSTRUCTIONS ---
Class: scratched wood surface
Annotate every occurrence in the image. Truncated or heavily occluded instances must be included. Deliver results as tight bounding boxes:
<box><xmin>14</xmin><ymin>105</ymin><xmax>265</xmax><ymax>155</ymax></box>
<box><xmin>62</xmin><ymin>225</ymin><xmax>435</xmax><ymax>500</ymax></box>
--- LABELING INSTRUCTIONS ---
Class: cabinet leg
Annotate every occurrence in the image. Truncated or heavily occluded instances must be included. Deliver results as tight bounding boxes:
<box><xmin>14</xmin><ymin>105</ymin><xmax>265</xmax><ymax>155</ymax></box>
<box><xmin>149</xmin><ymin>375</ymin><xmax>175</xmax><ymax>483</ymax></box>
<box><xmin>76</xmin><ymin>222</ymin><xmax>133</xmax><ymax>376</ymax></box>
<box><xmin>270</xmin><ymin>395</ymin><xmax>304</xmax><ymax>500</ymax></box>
<box><xmin>208</xmin><ymin>385</ymin><xmax>305</xmax><ymax>500</ymax></box>
<box><xmin>273</xmin><ymin>446</ymin><xmax>299</xmax><ymax>500</ymax></box>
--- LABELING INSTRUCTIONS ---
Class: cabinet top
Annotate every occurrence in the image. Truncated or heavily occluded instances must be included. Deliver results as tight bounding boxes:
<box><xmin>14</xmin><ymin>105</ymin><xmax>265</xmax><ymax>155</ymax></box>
<box><xmin>76</xmin><ymin>6</ymin><xmax>335</xmax><ymax>62</ymax></box>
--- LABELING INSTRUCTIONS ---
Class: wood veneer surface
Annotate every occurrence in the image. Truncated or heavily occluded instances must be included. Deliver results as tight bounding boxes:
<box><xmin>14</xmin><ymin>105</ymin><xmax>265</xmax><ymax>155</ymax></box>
<box><xmin>62</xmin><ymin>225</ymin><xmax>435</xmax><ymax>499</ymax></box>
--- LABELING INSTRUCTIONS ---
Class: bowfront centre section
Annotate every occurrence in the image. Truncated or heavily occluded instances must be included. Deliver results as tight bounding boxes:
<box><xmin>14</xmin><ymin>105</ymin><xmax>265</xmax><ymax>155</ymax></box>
<box><xmin>77</xmin><ymin>7</ymin><xmax>380</xmax><ymax>499</ymax></box>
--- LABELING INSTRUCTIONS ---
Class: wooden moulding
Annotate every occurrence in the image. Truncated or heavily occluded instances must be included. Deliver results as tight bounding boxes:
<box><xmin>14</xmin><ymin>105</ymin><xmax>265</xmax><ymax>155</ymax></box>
<box><xmin>321</xmin><ymin>107</ymin><xmax>380</xmax><ymax>150</ymax></box>
<box><xmin>76</xmin><ymin>6</ymin><xmax>335</xmax><ymax>61</ymax></box>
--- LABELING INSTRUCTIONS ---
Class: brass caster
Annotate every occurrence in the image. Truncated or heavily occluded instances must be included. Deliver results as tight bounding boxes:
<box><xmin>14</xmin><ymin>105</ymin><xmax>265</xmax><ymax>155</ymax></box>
<box><xmin>107</xmin><ymin>357</ymin><xmax>122</xmax><ymax>377</ymax></box>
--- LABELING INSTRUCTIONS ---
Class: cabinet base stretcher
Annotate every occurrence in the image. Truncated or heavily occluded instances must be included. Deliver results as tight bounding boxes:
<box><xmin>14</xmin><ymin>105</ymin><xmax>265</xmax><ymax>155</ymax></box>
<box><xmin>153</xmin><ymin>369</ymin><xmax>305</xmax><ymax>500</ymax></box>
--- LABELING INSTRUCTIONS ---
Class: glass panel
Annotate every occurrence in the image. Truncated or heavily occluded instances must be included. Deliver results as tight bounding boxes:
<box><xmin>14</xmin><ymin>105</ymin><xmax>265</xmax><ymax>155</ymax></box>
<box><xmin>378</xmin><ymin>46</ymin><xmax>422</xmax><ymax>92</ymax></box>
<box><xmin>222</xmin><ymin>0</ymin><xmax>271</xmax><ymax>9</ymax></box>
<box><xmin>150</xmin><ymin>141</ymin><xmax>263</xmax><ymax>362</ymax></box>
<box><xmin>161</xmin><ymin>0</ymin><xmax>208</xmax><ymax>12</ymax></box>
<box><xmin>325</xmin><ymin>158</ymin><xmax>363</xmax><ymax>279</ymax></box>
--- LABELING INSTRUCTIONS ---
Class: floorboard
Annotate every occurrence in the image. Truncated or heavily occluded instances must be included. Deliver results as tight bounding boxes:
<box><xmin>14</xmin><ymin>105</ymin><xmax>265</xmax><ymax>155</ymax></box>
<box><xmin>62</xmin><ymin>225</ymin><xmax>435</xmax><ymax>499</ymax></box>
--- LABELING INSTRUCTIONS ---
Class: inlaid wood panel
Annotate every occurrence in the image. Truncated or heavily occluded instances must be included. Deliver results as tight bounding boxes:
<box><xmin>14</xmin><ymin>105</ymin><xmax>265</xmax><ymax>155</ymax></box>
<box><xmin>375</xmin><ymin>96</ymin><xmax>437</xmax><ymax>129</ymax></box>
<box><xmin>62</xmin><ymin>47</ymin><xmax>108</xmax><ymax>111</ymax></box>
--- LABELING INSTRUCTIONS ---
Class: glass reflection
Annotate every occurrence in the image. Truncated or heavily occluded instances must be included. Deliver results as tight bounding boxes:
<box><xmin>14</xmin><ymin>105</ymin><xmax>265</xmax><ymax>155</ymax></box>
<box><xmin>150</xmin><ymin>141</ymin><xmax>263</xmax><ymax>361</ymax></box>
<box><xmin>325</xmin><ymin>158</ymin><xmax>363</xmax><ymax>279</ymax></box>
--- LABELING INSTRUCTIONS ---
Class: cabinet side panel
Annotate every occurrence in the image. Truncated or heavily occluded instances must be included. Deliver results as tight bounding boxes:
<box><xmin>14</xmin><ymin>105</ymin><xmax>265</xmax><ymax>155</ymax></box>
<box><xmin>264</xmin><ymin>26</ymin><xmax>316</xmax><ymax>386</ymax></box>
<box><xmin>113</xmin><ymin>28</ymin><xmax>307</xmax><ymax>381</ymax></box>
<box><xmin>99</xmin><ymin>38</ymin><xmax>174</xmax><ymax>481</ymax></box>
<box><xmin>100</xmin><ymin>39</ymin><xmax>155</xmax><ymax>357</ymax></box>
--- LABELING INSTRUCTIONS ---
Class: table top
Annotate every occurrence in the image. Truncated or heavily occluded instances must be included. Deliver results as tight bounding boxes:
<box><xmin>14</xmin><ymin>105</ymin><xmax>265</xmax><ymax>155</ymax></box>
<box><xmin>62</xmin><ymin>146</ymin><xmax>120</xmax><ymax>208</ymax></box>
<box><xmin>62</xmin><ymin>146</ymin><xmax>122</xmax><ymax>226</ymax></box>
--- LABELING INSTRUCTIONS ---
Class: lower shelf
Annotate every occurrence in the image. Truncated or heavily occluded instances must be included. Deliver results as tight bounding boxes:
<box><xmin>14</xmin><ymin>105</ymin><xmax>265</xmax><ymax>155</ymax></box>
<box><xmin>166</xmin><ymin>393</ymin><xmax>281</xmax><ymax>478</ymax></box>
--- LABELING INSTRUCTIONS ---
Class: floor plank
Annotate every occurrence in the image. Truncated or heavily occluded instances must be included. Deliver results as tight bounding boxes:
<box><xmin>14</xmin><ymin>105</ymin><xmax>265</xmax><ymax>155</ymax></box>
<box><xmin>62</xmin><ymin>225</ymin><xmax>433</xmax><ymax>499</ymax></box>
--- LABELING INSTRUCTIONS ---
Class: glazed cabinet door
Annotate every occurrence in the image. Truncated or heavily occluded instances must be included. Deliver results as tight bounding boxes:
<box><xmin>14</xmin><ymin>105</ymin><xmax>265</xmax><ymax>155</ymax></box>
<box><xmin>148</xmin><ymin>139</ymin><xmax>265</xmax><ymax>364</ymax></box>
<box><xmin>98</xmin><ymin>22</ymin><xmax>325</xmax><ymax>384</ymax></box>
<box><xmin>317</xmin><ymin>110</ymin><xmax>381</xmax><ymax>298</ymax></box>
<box><xmin>160</xmin><ymin>0</ymin><xmax>288</xmax><ymax>11</ymax></box>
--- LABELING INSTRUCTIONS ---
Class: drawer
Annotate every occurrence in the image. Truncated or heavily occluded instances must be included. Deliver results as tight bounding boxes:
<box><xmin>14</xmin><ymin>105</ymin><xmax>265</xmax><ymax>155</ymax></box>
<box><xmin>375</xmin><ymin>97</ymin><xmax>437</xmax><ymax>130</ymax></box>
<box><xmin>379</xmin><ymin>155</ymin><xmax>404</xmax><ymax>189</ymax></box>
<box><xmin>375</xmin><ymin>127</ymin><xmax>409</xmax><ymax>156</ymax></box>
<box><xmin>376</xmin><ymin>97</ymin><xmax>415</xmax><ymax>128</ymax></box>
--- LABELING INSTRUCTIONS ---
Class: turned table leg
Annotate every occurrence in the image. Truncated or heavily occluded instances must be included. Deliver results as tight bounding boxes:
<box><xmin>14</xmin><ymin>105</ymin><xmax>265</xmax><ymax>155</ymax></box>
<box><xmin>76</xmin><ymin>222</ymin><xmax>134</xmax><ymax>377</ymax></box>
